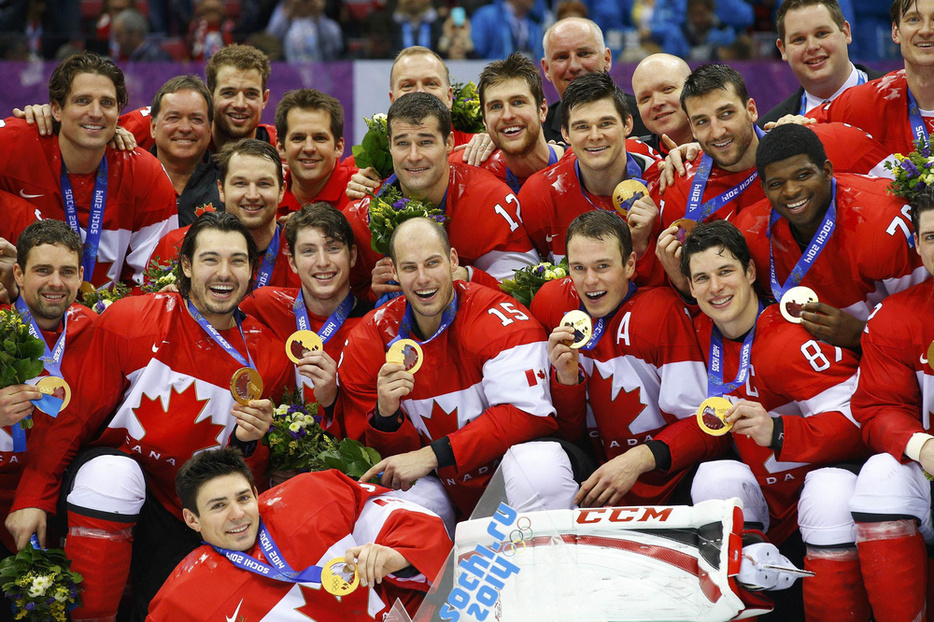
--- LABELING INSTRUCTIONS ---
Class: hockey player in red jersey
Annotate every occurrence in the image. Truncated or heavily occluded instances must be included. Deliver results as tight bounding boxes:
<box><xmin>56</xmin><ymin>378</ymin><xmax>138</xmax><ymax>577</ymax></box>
<box><xmin>518</xmin><ymin>72</ymin><xmax>664</xmax><ymax>287</ymax></box>
<box><xmin>339</xmin><ymin>218</ymin><xmax>570</xmax><ymax>521</ymax></box>
<box><xmin>736</xmin><ymin>123</ymin><xmax>927</xmax><ymax>351</ymax></box>
<box><xmin>346</xmin><ymin>92</ymin><xmax>537</xmax><ymax>302</ymax></box>
<box><xmin>0</xmin><ymin>52</ymin><xmax>177</xmax><ymax>289</ymax></box>
<box><xmin>153</xmin><ymin>139</ymin><xmax>300</xmax><ymax>290</ymax></box>
<box><xmin>665</xmin><ymin>221</ymin><xmax>871</xmax><ymax>620</ymax></box>
<box><xmin>240</xmin><ymin>203</ymin><xmax>372</xmax><ymax>434</ymax></box>
<box><xmin>846</xmin><ymin>186</ymin><xmax>934</xmax><ymax>622</ymax></box>
<box><xmin>531</xmin><ymin>210</ymin><xmax>707</xmax><ymax>508</ymax></box>
<box><xmin>6</xmin><ymin>212</ymin><xmax>293</xmax><ymax>621</ymax></box>
<box><xmin>148</xmin><ymin>448</ymin><xmax>450</xmax><ymax>621</ymax></box>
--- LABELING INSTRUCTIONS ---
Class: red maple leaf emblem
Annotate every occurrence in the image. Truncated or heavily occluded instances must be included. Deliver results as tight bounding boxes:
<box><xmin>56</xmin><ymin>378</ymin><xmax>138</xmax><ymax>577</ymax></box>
<box><xmin>131</xmin><ymin>382</ymin><xmax>226</xmax><ymax>455</ymax></box>
<box><xmin>295</xmin><ymin>584</ymin><xmax>369</xmax><ymax>619</ymax></box>
<box><xmin>425</xmin><ymin>400</ymin><xmax>459</xmax><ymax>438</ymax></box>
<box><xmin>537</xmin><ymin>369</ymin><xmax>545</xmax><ymax>380</ymax></box>
<box><xmin>194</xmin><ymin>203</ymin><xmax>216</xmax><ymax>218</ymax></box>
<box><xmin>587</xmin><ymin>372</ymin><xmax>647</xmax><ymax>458</ymax></box>
<box><xmin>88</xmin><ymin>260</ymin><xmax>116</xmax><ymax>288</ymax></box>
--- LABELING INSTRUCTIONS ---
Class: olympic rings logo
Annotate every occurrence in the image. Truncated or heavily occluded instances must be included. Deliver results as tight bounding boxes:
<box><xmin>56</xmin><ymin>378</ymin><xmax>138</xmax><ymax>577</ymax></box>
<box><xmin>500</xmin><ymin>515</ymin><xmax>533</xmax><ymax>557</ymax></box>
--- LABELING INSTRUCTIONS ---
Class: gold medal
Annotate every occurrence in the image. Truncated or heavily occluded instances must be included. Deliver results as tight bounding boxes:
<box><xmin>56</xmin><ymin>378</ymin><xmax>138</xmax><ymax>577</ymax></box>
<box><xmin>36</xmin><ymin>376</ymin><xmax>71</xmax><ymax>412</ymax></box>
<box><xmin>671</xmin><ymin>218</ymin><xmax>697</xmax><ymax>244</ymax></box>
<box><xmin>697</xmin><ymin>396</ymin><xmax>733</xmax><ymax>436</ymax></box>
<box><xmin>230</xmin><ymin>368</ymin><xmax>263</xmax><ymax>405</ymax></box>
<box><xmin>285</xmin><ymin>330</ymin><xmax>324</xmax><ymax>364</ymax></box>
<box><xmin>321</xmin><ymin>557</ymin><xmax>359</xmax><ymax>596</ymax></box>
<box><xmin>78</xmin><ymin>281</ymin><xmax>95</xmax><ymax>296</ymax></box>
<box><xmin>560</xmin><ymin>310</ymin><xmax>593</xmax><ymax>349</ymax></box>
<box><xmin>779</xmin><ymin>286</ymin><xmax>818</xmax><ymax>324</ymax></box>
<box><xmin>386</xmin><ymin>339</ymin><xmax>423</xmax><ymax>374</ymax></box>
<box><xmin>612</xmin><ymin>179</ymin><xmax>650</xmax><ymax>215</ymax></box>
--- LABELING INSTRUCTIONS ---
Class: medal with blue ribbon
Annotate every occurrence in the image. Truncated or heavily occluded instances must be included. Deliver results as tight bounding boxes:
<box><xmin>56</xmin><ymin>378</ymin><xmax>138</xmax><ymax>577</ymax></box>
<box><xmin>385</xmin><ymin>292</ymin><xmax>457</xmax><ymax>371</ymax></box>
<box><xmin>685</xmin><ymin>126</ymin><xmax>765</xmax><ymax>223</ymax></box>
<box><xmin>60</xmin><ymin>158</ymin><xmax>107</xmax><ymax>292</ymax></box>
<box><xmin>574</xmin><ymin>154</ymin><xmax>646</xmax><ymax>212</ymax></box>
<box><xmin>707</xmin><ymin>301</ymin><xmax>763</xmax><ymax>398</ymax></box>
<box><xmin>186</xmin><ymin>300</ymin><xmax>262</xmax><ymax>404</ymax></box>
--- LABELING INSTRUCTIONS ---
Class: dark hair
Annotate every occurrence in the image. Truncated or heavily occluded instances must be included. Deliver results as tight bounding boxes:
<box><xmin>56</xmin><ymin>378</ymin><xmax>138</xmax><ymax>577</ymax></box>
<box><xmin>205</xmin><ymin>44</ymin><xmax>271</xmax><ymax>93</ymax></box>
<box><xmin>910</xmin><ymin>186</ymin><xmax>934</xmax><ymax>232</ymax></box>
<box><xmin>151</xmin><ymin>75</ymin><xmax>214</xmax><ymax>126</ymax></box>
<box><xmin>284</xmin><ymin>202</ymin><xmax>355</xmax><ymax>255</ymax></box>
<box><xmin>561</xmin><ymin>72</ymin><xmax>630</xmax><ymax>130</ymax></box>
<box><xmin>776</xmin><ymin>0</ymin><xmax>847</xmax><ymax>41</ymax></box>
<box><xmin>679</xmin><ymin>220</ymin><xmax>752</xmax><ymax>278</ymax></box>
<box><xmin>177</xmin><ymin>211</ymin><xmax>260</xmax><ymax>298</ymax></box>
<box><xmin>48</xmin><ymin>52</ymin><xmax>128</xmax><ymax>133</ymax></box>
<box><xmin>892</xmin><ymin>0</ymin><xmax>921</xmax><ymax>23</ymax></box>
<box><xmin>478</xmin><ymin>52</ymin><xmax>546</xmax><ymax>111</ymax></box>
<box><xmin>16</xmin><ymin>220</ymin><xmax>82</xmax><ymax>269</ymax></box>
<box><xmin>680</xmin><ymin>64</ymin><xmax>750</xmax><ymax>115</ymax></box>
<box><xmin>176</xmin><ymin>447</ymin><xmax>256</xmax><ymax>516</ymax></box>
<box><xmin>755</xmin><ymin>123</ymin><xmax>828</xmax><ymax>177</ymax></box>
<box><xmin>390</xmin><ymin>46</ymin><xmax>450</xmax><ymax>89</ymax></box>
<box><xmin>387</xmin><ymin>92</ymin><xmax>452</xmax><ymax>142</ymax></box>
<box><xmin>566</xmin><ymin>210</ymin><xmax>633</xmax><ymax>261</ymax></box>
<box><xmin>275</xmin><ymin>89</ymin><xmax>344</xmax><ymax>144</ymax></box>
<box><xmin>214</xmin><ymin>138</ymin><xmax>284</xmax><ymax>187</ymax></box>
<box><xmin>388</xmin><ymin>217</ymin><xmax>451</xmax><ymax>264</ymax></box>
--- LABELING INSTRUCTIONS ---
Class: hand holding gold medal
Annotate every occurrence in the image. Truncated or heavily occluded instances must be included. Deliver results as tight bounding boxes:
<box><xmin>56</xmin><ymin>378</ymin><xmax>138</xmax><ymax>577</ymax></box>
<box><xmin>386</xmin><ymin>339</ymin><xmax>423</xmax><ymax>373</ymax></box>
<box><xmin>35</xmin><ymin>376</ymin><xmax>71</xmax><ymax>413</ymax></box>
<box><xmin>230</xmin><ymin>368</ymin><xmax>263</xmax><ymax>405</ymax></box>
<box><xmin>559</xmin><ymin>310</ymin><xmax>592</xmax><ymax>349</ymax></box>
<box><xmin>612</xmin><ymin>179</ymin><xmax>650</xmax><ymax>216</ymax></box>
<box><xmin>780</xmin><ymin>286</ymin><xmax>819</xmax><ymax>324</ymax></box>
<box><xmin>697</xmin><ymin>397</ymin><xmax>733</xmax><ymax>436</ymax></box>
<box><xmin>321</xmin><ymin>557</ymin><xmax>360</xmax><ymax>596</ymax></box>
<box><xmin>285</xmin><ymin>330</ymin><xmax>324</xmax><ymax>364</ymax></box>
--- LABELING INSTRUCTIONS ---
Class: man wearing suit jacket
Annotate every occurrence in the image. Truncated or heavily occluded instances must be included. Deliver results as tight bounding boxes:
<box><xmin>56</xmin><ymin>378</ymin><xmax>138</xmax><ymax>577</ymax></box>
<box><xmin>758</xmin><ymin>0</ymin><xmax>885</xmax><ymax>127</ymax></box>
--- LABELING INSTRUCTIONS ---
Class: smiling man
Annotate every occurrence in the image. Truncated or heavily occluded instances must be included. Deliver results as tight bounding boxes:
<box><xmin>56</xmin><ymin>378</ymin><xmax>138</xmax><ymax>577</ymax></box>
<box><xmin>7</xmin><ymin>212</ymin><xmax>293</xmax><ymax>621</ymax></box>
<box><xmin>0</xmin><ymin>52</ymin><xmax>177</xmax><ymax>289</ymax></box>
<box><xmin>148</xmin><ymin>448</ymin><xmax>450</xmax><ymax>621</ymax></box>
<box><xmin>758</xmin><ymin>0</ymin><xmax>885</xmax><ymax>126</ymax></box>
<box><xmin>734</xmin><ymin>123</ymin><xmax>926</xmax><ymax>350</ymax></box>
<box><xmin>275</xmin><ymin>89</ymin><xmax>357</xmax><ymax>217</ymax></box>
<box><xmin>631</xmin><ymin>53</ymin><xmax>694</xmax><ymax>155</ymax></box>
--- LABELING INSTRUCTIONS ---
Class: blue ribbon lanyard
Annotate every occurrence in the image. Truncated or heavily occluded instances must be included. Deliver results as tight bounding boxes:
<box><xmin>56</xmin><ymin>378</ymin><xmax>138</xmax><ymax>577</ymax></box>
<box><xmin>685</xmin><ymin>126</ymin><xmax>765</xmax><ymax>222</ymax></box>
<box><xmin>389</xmin><ymin>292</ymin><xmax>458</xmax><ymax>347</ymax></box>
<box><xmin>186</xmin><ymin>300</ymin><xmax>256</xmax><ymax>370</ymax></box>
<box><xmin>707</xmin><ymin>302</ymin><xmax>763</xmax><ymax>397</ymax></box>
<box><xmin>798</xmin><ymin>70</ymin><xmax>866</xmax><ymax>115</ymax></box>
<box><xmin>60</xmin><ymin>159</ymin><xmax>108</xmax><ymax>285</ymax></box>
<box><xmin>254</xmin><ymin>225</ymin><xmax>282</xmax><ymax>288</ymax></box>
<box><xmin>908</xmin><ymin>88</ymin><xmax>931</xmax><ymax>145</ymax></box>
<box><xmin>506</xmin><ymin>144</ymin><xmax>559</xmax><ymax>194</ymax></box>
<box><xmin>294</xmin><ymin>290</ymin><xmax>355</xmax><ymax>345</ymax></box>
<box><xmin>574</xmin><ymin>155</ymin><xmax>646</xmax><ymax>211</ymax></box>
<box><xmin>767</xmin><ymin>179</ymin><xmax>837</xmax><ymax>300</ymax></box>
<box><xmin>579</xmin><ymin>282</ymin><xmax>638</xmax><ymax>351</ymax></box>
<box><xmin>213</xmin><ymin>521</ymin><xmax>324</xmax><ymax>584</ymax></box>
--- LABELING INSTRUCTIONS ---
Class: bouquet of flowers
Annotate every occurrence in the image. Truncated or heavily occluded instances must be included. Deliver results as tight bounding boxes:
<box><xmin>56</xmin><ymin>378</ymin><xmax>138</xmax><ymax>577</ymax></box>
<box><xmin>0</xmin><ymin>309</ymin><xmax>45</xmax><ymax>429</ymax></box>
<box><xmin>351</xmin><ymin>113</ymin><xmax>394</xmax><ymax>180</ymax></box>
<box><xmin>886</xmin><ymin>138</ymin><xmax>934</xmax><ymax>203</ymax></box>
<box><xmin>80</xmin><ymin>281</ymin><xmax>130</xmax><ymax>314</ymax></box>
<box><xmin>368</xmin><ymin>184</ymin><xmax>447</xmax><ymax>255</ymax></box>
<box><xmin>500</xmin><ymin>258</ymin><xmax>569</xmax><ymax>308</ymax></box>
<box><xmin>451</xmin><ymin>80</ymin><xmax>485</xmax><ymax>134</ymax></box>
<box><xmin>266</xmin><ymin>390</ymin><xmax>381</xmax><ymax>480</ymax></box>
<box><xmin>0</xmin><ymin>538</ymin><xmax>82</xmax><ymax>621</ymax></box>
<box><xmin>141</xmin><ymin>256</ymin><xmax>180</xmax><ymax>293</ymax></box>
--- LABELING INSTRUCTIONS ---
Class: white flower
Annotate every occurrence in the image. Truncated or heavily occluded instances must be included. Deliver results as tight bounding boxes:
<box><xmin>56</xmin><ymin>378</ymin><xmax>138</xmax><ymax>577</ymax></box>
<box><xmin>288</xmin><ymin>421</ymin><xmax>302</xmax><ymax>433</ymax></box>
<box><xmin>544</xmin><ymin>270</ymin><xmax>556</xmax><ymax>279</ymax></box>
<box><xmin>372</xmin><ymin>113</ymin><xmax>387</xmax><ymax>123</ymax></box>
<box><xmin>274</xmin><ymin>404</ymin><xmax>289</xmax><ymax>416</ymax></box>
<box><xmin>553</xmin><ymin>267</ymin><xmax>566</xmax><ymax>278</ymax></box>
<box><xmin>28</xmin><ymin>575</ymin><xmax>53</xmax><ymax>597</ymax></box>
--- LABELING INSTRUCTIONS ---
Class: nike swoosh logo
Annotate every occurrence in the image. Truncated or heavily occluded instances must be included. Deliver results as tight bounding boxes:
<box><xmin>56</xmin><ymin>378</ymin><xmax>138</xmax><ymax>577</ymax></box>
<box><xmin>151</xmin><ymin>340</ymin><xmax>169</xmax><ymax>353</ymax></box>
<box><xmin>226</xmin><ymin>598</ymin><xmax>243</xmax><ymax>622</ymax></box>
<box><xmin>19</xmin><ymin>189</ymin><xmax>43</xmax><ymax>199</ymax></box>
<box><xmin>545</xmin><ymin>234</ymin><xmax>554</xmax><ymax>242</ymax></box>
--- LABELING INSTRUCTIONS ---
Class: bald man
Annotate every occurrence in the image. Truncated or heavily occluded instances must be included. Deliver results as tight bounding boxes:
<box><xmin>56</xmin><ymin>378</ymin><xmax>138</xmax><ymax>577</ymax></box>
<box><xmin>540</xmin><ymin>17</ymin><xmax>649</xmax><ymax>143</ymax></box>
<box><xmin>631</xmin><ymin>53</ymin><xmax>694</xmax><ymax>156</ymax></box>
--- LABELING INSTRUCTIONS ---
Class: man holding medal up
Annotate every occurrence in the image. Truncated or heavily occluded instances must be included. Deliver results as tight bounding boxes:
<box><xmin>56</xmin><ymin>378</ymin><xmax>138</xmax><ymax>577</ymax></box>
<box><xmin>6</xmin><ymin>212</ymin><xmax>293</xmax><ymax>621</ymax></box>
<box><xmin>148</xmin><ymin>448</ymin><xmax>450</xmax><ymax>620</ymax></box>
<box><xmin>0</xmin><ymin>52</ymin><xmax>177</xmax><ymax>290</ymax></box>
<box><xmin>735</xmin><ymin>124</ymin><xmax>927</xmax><ymax>351</ymax></box>
<box><xmin>664</xmin><ymin>221</ymin><xmax>870</xmax><ymax>620</ymax></box>
<box><xmin>240</xmin><ymin>203</ymin><xmax>372</xmax><ymax>436</ymax></box>
<box><xmin>340</xmin><ymin>217</ymin><xmax>569</xmax><ymax>519</ymax></box>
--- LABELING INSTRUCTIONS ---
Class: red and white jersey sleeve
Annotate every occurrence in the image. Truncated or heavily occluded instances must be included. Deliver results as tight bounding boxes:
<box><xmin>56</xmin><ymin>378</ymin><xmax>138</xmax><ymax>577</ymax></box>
<box><xmin>532</xmin><ymin>279</ymin><xmax>707</xmax><ymax>505</ymax></box>
<box><xmin>808</xmin><ymin>70</ymin><xmax>920</xmax><ymax>168</ymax></box>
<box><xmin>851</xmin><ymin>282</ymin><xmax>934</xmax><ymax>460</ymax></box>
<box><xmin>12</xmin><ymin>294</ymin><xmax>294</xmax><ymax>520</ymax></box>
<box><xmin>688</xmin><ymin>307</ymin><xmax>865</xmax><ymax>544</ymax></box>
<box><xmin>0</xmin><ymin>119</ymin><xmax>178</xmax><ymax>287</ymax></box>
<box><xmin>337</xmin><ymin>281</ymin><xmax>556</xmax><ymax>514</ymax></box>
<box><xmin>809</xmin><ymin>122</ymin><xmax>893</xmax><ymax>178</ymax></box>
<box><xmin>148</xmin><ymin>470</ymin><xmax>450</xmax><ymax>622</ymax></box>
<box><xmin>735</xmin><ymin>173</ymin><xmax>928</xmax><ymax>320</ymax></box>
<box><xmin>119</xmin><ymin>106</ymin><xmax>155</xmax><ymax>151</ymax></box>
<box><xmin>518</xmin><ymin>153</ymin><xmax>665</xmax><ymax>287</ymax></box>
<box><xmin>0</xmin><ymin>190</ymin><xmax>39</xmax><ymax>243</ymax></box>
